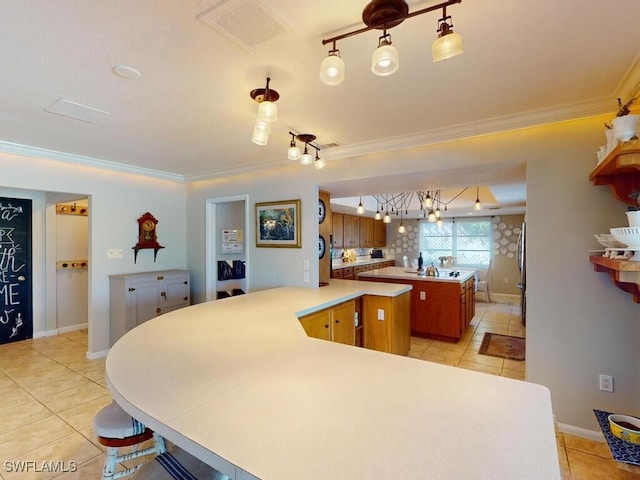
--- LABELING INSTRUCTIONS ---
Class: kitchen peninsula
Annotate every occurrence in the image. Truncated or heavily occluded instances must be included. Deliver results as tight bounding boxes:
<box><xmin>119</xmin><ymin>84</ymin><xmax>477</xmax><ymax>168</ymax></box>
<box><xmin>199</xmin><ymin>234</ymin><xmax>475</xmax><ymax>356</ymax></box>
<box><xmin>358</xmin><ymin>266</ymin><xmax>476</xmax><ymax>341</ymax></box>
<box><xmin>106</xmin><ymin>281</ymin><xmax>560</xmax><ymax>480</ymax></box>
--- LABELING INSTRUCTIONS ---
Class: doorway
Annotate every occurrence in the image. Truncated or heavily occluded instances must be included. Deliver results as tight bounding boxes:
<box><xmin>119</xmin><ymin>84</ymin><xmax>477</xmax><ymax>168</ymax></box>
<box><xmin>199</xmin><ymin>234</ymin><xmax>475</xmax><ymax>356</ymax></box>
<box><xmin>205</xmin><ymin>194</ymin><xmax>250</xmax><ymax>301</ymax></box>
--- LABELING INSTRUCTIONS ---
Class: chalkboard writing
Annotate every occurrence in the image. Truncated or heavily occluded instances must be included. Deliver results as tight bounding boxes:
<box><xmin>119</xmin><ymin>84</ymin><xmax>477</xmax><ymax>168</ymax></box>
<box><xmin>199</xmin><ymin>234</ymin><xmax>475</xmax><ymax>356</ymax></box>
<box><xmin>0</xmin><ymin>197</ymin><xmax>32</xmax><ymax>344</ymax></box>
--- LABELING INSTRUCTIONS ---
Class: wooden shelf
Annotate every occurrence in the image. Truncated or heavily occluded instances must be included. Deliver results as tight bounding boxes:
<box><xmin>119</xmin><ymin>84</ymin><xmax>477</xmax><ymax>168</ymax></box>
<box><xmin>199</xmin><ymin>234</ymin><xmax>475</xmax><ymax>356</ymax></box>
<box><xmin>589</xmin><ymin>139</ymin><xmax>640</xmax><ymax>205</ymax></box>
<box><xmin>590</xmin><ymin>256</ymin><xmax>640</xmax><ymax>303</ymax></box>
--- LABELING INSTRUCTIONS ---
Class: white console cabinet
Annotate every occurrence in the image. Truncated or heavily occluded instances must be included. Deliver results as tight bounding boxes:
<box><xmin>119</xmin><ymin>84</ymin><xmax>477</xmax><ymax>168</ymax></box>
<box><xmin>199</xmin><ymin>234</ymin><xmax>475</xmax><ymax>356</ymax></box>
<box><xmin>109</xmin><ymin>270</ymin><xmax>190</xmax><ymax>345</ymax></box>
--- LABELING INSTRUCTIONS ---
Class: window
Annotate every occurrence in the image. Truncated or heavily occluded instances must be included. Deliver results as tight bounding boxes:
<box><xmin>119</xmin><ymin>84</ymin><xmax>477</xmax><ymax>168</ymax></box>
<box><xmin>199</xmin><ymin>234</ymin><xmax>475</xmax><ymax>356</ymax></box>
<box><xmin>419</xmin><ymin>218</ymin><xmax>492</xmax><ymax>267</ymax></box>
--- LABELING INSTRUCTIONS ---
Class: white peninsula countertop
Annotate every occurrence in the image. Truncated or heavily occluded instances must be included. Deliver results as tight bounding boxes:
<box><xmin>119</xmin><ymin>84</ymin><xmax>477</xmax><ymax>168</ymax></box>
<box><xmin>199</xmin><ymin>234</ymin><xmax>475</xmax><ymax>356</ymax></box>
<box><xmin>106</xmin><ymin>280</ymin><xmax>559</xmax><ymax>480</ymax></box>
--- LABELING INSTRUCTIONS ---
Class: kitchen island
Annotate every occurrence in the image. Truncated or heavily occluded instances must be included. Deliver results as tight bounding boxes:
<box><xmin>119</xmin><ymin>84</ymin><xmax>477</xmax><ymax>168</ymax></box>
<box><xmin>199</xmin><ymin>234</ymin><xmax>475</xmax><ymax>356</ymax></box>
<box><xmin>358</xmin><ymin>266</ymin><xmax>476</xmax><ymax>341</ymax></box>
<box><xmin>106</xmin><ymin>280</ymin><xmax>559</xmax><ymax>480</ymax></box>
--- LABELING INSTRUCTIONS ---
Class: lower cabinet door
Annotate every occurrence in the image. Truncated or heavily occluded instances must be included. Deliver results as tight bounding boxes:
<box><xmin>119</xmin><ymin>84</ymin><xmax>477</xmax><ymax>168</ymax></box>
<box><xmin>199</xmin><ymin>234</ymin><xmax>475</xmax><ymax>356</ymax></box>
<box><xmin>331</xmin><ymin>300</ymin><xmax>355</xmax><ymax>346</ymax></box>
<box><xmin>299</xmin><ymin>310</ymin><xmax>331</xmax><ymax>341</ymax></box>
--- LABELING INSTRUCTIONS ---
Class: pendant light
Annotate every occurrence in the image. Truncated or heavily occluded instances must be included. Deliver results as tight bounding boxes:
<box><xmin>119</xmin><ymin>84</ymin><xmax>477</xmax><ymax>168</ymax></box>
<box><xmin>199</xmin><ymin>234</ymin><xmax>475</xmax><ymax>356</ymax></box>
<box><xmin>319</xmin><ymin>42</ymin><xmax>345</xmax><ymax>86</ymax></box>
<box><xmin>300</xmin><ymin>144</ymin><xmax>313</xmax><ymax>166</ymax></box>
<box><xmin>383</xmin><ymin>208</ymin><xmax>391</xmax><ymax>223</ymax></box>
<box><xmin>432</xmin><ymin>7</ymin><xmax>463</xmax><ymax>62</ymax></box>
<box><xmin>371</xmin><ymin>30</ymin><xmax>399</xmax><ymax>76</ymax></box>
<box><xmin>250</xmin><ymin>77</ymin><xmax>279</xmax><ymax>146</ymax></box>
<box><xmin>357</xmin><ymin>197</ymin><xmax>365</xmax><ymax>215</ymax></box>
<box><xmin>374</xmin><ymin>201</ymin><xmax>382</xmax><ymax>220</ymax></box>
<box><xmin>314</xmin><ymin>150</ymin><xmax>326</xmax><ymax>170</ymax></box>
<box><xmin>287</xmin><ymin>133</ymin><xmax>301</xmax><ymax>160</ymax></box>
<box><xmin>474</xmin><ymin>186</ymin><xmax>482</xmax><ymax>210</ymax></box>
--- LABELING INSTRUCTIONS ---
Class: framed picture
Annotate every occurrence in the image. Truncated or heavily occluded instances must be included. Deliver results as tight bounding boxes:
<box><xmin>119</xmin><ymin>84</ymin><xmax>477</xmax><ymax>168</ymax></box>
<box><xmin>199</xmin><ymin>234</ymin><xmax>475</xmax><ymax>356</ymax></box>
<box><xmin>256</xmin><ymin>199</ymin><xmax>301</xmax><ymax>248</ymax></box>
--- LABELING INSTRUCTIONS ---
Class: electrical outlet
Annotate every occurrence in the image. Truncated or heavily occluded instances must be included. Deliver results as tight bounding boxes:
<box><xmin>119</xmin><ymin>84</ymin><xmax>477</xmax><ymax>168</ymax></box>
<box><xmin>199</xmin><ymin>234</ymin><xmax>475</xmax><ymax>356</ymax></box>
<box><xmin>377</xmin><ymin>308</ymin><xmax>385</xmax><ymax>321</ymax></box>
<box><xmin>303</xmin><ymin>272</ymin><xmax>309</xmax><ymax>283</ymax></box>
<box><xmin>599</xmin><ymin>374</ymin><xmax>613</xmax><ymax>393</ymax></box>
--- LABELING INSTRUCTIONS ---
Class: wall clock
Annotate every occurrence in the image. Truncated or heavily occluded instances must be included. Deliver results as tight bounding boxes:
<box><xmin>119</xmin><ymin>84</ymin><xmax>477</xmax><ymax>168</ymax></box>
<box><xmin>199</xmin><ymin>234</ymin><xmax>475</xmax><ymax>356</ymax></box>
<box><xmin>133</xmin><ymin>212</ymin><xmax>164</xmax><ymax>263</ymax></box>
<box><xmin>319</xmin><ymin>235</ymin><xmax>326</xmax><ymax>259</ymax></box>
<box><xmin>318</xmin><ymin>199</ymin><xmax>326</xmax><ymax>224</ymax></box>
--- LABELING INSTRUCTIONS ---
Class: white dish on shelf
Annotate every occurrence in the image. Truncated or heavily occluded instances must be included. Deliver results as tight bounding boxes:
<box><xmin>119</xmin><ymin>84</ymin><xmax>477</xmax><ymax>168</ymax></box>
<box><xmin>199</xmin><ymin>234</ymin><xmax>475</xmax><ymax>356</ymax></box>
<box><xmin>610</xmin><ymin>227</ymin><xmax>640</xmax><ymax>249</ymax></box>
<box><xmin>594</xmin><ymin>233</ymin><xmax>627</xmax><ymax>249</ymax></box>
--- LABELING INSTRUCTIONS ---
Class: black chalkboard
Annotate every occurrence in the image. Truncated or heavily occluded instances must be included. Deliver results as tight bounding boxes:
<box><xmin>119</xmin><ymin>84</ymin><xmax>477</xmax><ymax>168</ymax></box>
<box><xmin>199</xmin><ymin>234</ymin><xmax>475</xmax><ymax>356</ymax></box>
<box><xmin>0</xmin><ymin>197</ymin><xmax>32</xmax><ymax>344</ymax></box>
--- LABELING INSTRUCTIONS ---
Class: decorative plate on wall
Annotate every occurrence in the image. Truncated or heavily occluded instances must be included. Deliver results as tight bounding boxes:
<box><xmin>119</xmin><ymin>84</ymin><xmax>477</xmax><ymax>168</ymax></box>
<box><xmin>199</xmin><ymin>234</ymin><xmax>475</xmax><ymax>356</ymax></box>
<box><xmin>319</xmin><ymin>235</ymin><xmax>326</xmax><ymax>259</ymax></box>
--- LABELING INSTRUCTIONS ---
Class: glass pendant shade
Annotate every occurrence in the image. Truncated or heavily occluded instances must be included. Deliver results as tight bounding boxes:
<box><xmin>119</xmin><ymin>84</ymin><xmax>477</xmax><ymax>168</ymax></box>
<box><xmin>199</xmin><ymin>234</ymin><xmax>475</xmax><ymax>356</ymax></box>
<box><xmin>374</xmin><ymin>211</ymin><xmax>382</xmax><ymax>221</ymax></box>
<box><xmin>432</xmin><ymin>31</ymin><xmax>463</xmax><ymax>62</ymax></box>
<box><xmin>258</xmin><ymin>100</ymin><xmax>278</xmax><ymax>122</ymax></box>
<box><xmin>252</xmin><ymin>129</ymin><xmax>269</xmax><ymax>146</ymax></box>
<box><xmin>314</xmin><ymin>157</ymin><xmax>326</xmax><ymax>170</ymax></box>
<box><xmin>357</xmin><ymin>198</ymin><xmax>365</xmax><ymax>215</ymax></box>
<box><xmin>435</xmin><ymin>208</ymin><xmax>441</xmax><ymax>219</ymax></box>
<box><xmin>254</xmin><ymin>119</ymin><xmax>271</xmax><ymax>134</ymax></box>
<box><xmin>398</xmin><ymin>223</ymin><xmax>407</xmax><ymax>234</ymax></box>
<box><xmin>436</xmin><ymin>218</ymin><xmax>443</xmax><ymax>228</ymax></box>
<box><xmin>300</xmin><ymin>152</ymin><xmax>313</xmax><ymax>166</ymax></box>
<box><xmin>371</xmin><ymin>42</ymin><xmax>399</xmax><ymax>76</ymax></box>
<box><xmin>288</xmin><ymin>145</ymin><xmax>301</xmax><ymax>161</ymax></box>
<box><xmin>427</xmin><ymin>211</ymin><xmax>436</xmax><ymax>222</ymax></box>
<box><xmin>474</xmin><ymin>199</ymin><xmax>482</xmax><ymax>211</ymax></box>
<box><xmin>383</xmin><ymin>212</ymin><xmax>391</xmax><ymax>224</ymax></box>
<box><xmin>319</xmin><ymin>53</ymin><xmax>345</xmax><ymax>86</ymax></box>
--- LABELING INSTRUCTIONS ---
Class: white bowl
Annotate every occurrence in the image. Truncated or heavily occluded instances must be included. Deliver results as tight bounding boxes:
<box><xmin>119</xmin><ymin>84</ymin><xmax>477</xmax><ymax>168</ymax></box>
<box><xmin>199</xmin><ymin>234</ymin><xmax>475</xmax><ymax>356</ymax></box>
<box><xmin>594</xmin><ymin>233</ymin><xmax>626</xmax><ymax>249</ymax></box>
<box><xmin>610</xmin><ymin>227</ymin><xmax>640</xmax><ymax>249</ymax></box>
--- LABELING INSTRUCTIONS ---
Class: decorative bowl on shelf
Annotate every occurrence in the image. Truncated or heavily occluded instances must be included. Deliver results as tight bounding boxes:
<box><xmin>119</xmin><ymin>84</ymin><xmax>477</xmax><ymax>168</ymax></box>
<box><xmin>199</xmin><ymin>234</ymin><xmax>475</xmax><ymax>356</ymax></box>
<box><xmin>610</xmin><ymin>227</ymin><xmax>640</xmax><ymax>249</ymax></box>
<box><xmin>609</xmin><ymin>414</ymin><xmax>640</xmax><ymax>445</ymax></box>
<box><xmin>594</xmin><ymin>233</ymin><xmax>627</xmax><ymax>249</ymax></box>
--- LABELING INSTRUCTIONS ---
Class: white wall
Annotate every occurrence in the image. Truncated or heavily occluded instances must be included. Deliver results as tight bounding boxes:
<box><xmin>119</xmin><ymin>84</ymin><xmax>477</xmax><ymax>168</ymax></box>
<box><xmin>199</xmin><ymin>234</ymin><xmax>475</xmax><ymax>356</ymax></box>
<box><xmin>186</xmin><ymin>115</ymin><xmax>638</xmax><ymax>433</ymax></box>
<box><xmin>0</xmin><ymin>151</ymin><xmax>187</xmax><ymax>354</ymax></box>
<box><xmin>526</xmin><ymin>115</ymin><xmax>639</xmax><ymax>431</ymax></box>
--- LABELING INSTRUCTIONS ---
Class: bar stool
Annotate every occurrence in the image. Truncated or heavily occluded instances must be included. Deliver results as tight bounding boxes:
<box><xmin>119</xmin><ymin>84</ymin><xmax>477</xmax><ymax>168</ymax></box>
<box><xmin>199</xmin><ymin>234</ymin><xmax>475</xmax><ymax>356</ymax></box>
<box><xmin>131</xmin><ymin>446</ymin><xmax>229</xmax><ymax>480</ymax></box>
<box><xmin>94</xmin><ymin>400</ymin><xmax>167</xmax><ymax>480</ymax></box>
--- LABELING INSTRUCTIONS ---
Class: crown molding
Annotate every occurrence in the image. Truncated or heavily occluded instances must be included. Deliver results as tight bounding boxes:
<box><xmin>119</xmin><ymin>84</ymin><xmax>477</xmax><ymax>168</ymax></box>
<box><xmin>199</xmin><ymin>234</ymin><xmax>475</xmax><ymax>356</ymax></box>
<box><xmin>0</xmin><ymin>94</ymin><xmax>623</xmax><ymax>183</ymax></box>
<box><xmin>615</xmin><ymin>53</ymin><xmax>640</xmax><ymax>102</ymax></box>
<box><xmin>0</xmin><ymin>140</ymin><xmax>185</xmax><ymax>183</ymax></box>
<box><xmin>319</xmin><ymin>96</ymin><xmax>616</xmax><ymax>161</ymax></box>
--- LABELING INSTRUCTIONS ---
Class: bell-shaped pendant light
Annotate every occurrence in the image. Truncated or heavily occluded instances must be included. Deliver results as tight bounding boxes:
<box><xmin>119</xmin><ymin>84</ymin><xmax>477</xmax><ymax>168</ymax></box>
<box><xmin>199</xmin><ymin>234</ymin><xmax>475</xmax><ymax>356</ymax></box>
<box><xmin>320</xmin><ymin>45</ymin><xmax>345</xmax><ymax>86</ymax></box>
<box><xmin>300</xmin><ymin>144</ymin><xmax>313</xmax><ymax>166</ymax></box>
<box><xmin>287</xmin><ymin>133</ymin><xmax>301</xmax><ymax>160</ymax></box>
<box><xmin>432</xmin><ymin>14</ymin><xmax>463</xmax><ymax>62</ymax></box>
<box><xmin>371</xmin><ymin>32</ymin><xmax>399</xmax><ymax>76</ymax></box>
<box><xmin>474</xmin><ymin>186</ymin><xmax>482</xmax><ymax>211</ymax></box>
<box><xmin>356</xmin><ymin>197</ymin><xmax>365</xmax><ymax>215</ymax></box>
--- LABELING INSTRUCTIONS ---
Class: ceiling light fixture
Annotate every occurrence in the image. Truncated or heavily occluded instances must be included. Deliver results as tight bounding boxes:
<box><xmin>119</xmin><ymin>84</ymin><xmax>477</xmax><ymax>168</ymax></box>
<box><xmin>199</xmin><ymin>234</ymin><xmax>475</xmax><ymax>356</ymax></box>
<box><xmin>357</xmin><ymin>197</ymin><xmax>365</xmax><ymax>215</ymax></box>
<box><xmin>432</xmin><ymin>5</ymin><xmax>464</xmax><ymax>62</ymax></box>
<box><xmin>320</xmin><ymin>0</ymin><xmax>463</xmax><ymax>85</ymax></box>
<box><xmin>288</xmin><ymin>132</ymin><xmax>323</xmax><ymax>168</ymax></box>
<box><xmin>250</xmin><ymin>77</ymin><xmax>279</xmax><ymax>146</ymax></box>
<box><xmin>319</xmin><ymin>41</ymin><xmax>346</xmax><ymax>86</ymax></box>
<box><xmin>474</xmin><ymin>186</ymin><xmax>482</xmax><ymax>211</ymax></box>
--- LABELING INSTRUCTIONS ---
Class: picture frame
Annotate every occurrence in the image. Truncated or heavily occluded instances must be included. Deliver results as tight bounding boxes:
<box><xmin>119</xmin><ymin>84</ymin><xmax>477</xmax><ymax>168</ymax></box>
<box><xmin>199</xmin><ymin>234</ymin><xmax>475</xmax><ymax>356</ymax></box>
<box><xmin>255</xmin><ymin>199</ymin><xmax>301</xmax><ymax>248</ymax></box>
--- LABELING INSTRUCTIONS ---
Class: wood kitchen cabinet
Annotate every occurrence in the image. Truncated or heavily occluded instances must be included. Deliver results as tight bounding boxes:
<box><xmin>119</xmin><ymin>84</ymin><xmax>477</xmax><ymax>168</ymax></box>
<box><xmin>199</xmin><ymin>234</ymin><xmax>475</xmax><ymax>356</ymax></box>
<box><xmin>359</xmin><ymin>217</ymin><xmax>374</xmax><ymax>248</ymax></box>
<box><xmin>332</xmin><ymin>213</ymin><xmax>344</xmax><ymax>248</ymax></box>
<box><xmin>363</xmin><ymin>292</ymin><xmax>411</xmax><ymax>355</ymax></box>
<box><xmin>373</xmin><ymin>219</ymin><xmax>387</xmax><ymax>247</ymax></box>
<box><xmin>343</xmin><ymin>214</ymin><xmax>360</xmax><ymax>248</ymax></box>
<box><xmin>298</xmin><ymin>300</ymin><xmax>356</xmax><ymax>345</ymax></box>
<box><xmin>109</xmin><ymin>270</ymin><xmax>190</xmax><ymax>345</ymax></box>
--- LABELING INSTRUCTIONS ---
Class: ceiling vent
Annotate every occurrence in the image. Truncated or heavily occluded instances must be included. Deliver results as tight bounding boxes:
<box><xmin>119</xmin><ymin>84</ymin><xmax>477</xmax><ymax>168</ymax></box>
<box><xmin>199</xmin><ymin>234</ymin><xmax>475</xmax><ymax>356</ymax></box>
<box><xmin>44</xmin><ymin>99</ymin><xmax>111</xmax><ymax>123</ymax></box>
<box><xmin>198</xmin><ymin>0</ymin><xmax>288</xmax><ymax>51</ymax></box>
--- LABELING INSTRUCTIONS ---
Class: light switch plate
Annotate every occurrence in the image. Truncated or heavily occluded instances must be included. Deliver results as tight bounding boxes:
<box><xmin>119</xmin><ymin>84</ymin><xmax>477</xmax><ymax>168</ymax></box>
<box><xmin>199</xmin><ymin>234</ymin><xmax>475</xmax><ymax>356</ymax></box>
<box><xmin>377</xmin><ymin>308</ymin><xmax>384</xmax><ymax>321</ymax></box>
<box><xmin>107</xmin><ymin>249</ymin><xmax>123</xmax><ymax>259</ymax></box>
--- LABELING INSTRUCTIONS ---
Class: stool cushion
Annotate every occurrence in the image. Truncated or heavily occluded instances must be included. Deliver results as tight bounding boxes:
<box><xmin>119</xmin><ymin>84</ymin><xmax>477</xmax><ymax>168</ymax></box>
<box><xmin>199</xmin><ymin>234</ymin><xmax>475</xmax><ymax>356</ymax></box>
<box><xmin>132</xmin><ymin>446</ymin><xmax>229</xmax><ymax>480</ymax></box>
<box><xmin>94</xmin><ymin>400</ymin><xmax>146</xmax><ymax>439</ymax></box>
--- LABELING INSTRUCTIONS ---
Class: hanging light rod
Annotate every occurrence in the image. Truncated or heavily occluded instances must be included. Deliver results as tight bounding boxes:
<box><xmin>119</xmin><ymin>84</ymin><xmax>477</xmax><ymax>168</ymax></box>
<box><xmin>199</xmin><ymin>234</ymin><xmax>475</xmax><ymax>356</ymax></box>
<box><xmin>321</xmin><ymin>0</ymin><xmax>461</xmax><ymax>46</ymax></box>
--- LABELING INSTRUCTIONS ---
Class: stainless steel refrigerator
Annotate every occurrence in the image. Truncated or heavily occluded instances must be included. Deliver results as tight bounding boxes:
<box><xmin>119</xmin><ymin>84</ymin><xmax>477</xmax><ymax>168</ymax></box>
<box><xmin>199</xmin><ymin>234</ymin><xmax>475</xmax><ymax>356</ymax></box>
<box><xmin>516</xmin><ymin>222</ymin><xmax>526</xmax><ymax>325</ymax></box>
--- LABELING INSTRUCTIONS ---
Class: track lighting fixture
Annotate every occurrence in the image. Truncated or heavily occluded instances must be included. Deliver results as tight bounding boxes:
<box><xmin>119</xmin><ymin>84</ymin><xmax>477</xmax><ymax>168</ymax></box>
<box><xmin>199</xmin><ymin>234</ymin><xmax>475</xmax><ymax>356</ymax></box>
<box><xmin>288</xmin><ymin>132</ymin><xmax>324</xmax><ymax>168</ymax></box>
<box><xmin>250</xmin><ymin>77</ymin><xmax>279</xmax><ymax>146</ymax></box>
<box><xmin>320</xmin><ymin>0</ymin><xmax>463</xmax><ymax>85</ymax></box>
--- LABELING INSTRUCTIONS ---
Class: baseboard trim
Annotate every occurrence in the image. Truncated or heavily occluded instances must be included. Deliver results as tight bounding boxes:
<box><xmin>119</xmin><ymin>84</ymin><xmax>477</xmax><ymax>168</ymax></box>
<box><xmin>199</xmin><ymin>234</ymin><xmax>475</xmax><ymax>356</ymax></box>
<box><xmin>33</xmin><ymin>323</ymin><xmax>88</xmax><ymax>338</ymax></box>
<box><xmin>86</xmin><ymin>349</ymin><xmax>109</xmax><ymax>360</ymax></box>
<box><xmin>477</xmin><ymin>293</ymin><xmax>520</xmax><ymax>304</ymax></box>
<box><xmin>556</xmin><ymin>422</ymin><xmax>605</xmax><ymax>442</ymax></box>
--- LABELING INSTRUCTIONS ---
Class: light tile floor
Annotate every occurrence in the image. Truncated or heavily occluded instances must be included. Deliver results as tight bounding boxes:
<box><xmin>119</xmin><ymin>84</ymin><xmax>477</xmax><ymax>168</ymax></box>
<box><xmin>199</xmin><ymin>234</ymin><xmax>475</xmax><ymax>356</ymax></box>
<box><xmin>0</xmin><ymin>302</ymin><xmax>633</xmax><ymax>479</ymax></box>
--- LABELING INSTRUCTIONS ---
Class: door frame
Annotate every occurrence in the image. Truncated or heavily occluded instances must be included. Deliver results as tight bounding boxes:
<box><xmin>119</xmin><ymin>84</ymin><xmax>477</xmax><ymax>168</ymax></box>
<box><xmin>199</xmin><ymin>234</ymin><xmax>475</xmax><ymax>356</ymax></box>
<box><xmin>205</xmin><ymin>194</ymin><xmax>250</xmax><ymax>302</ymax></box>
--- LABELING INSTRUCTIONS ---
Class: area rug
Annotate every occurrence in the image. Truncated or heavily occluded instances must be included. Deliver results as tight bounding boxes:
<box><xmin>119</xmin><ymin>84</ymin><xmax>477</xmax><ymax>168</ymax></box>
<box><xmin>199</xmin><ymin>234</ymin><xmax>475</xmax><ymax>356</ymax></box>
<box><xmin>478</xmin><ymin>333</ymin><xmax>525</xmax><ymax>361</ymax></box>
